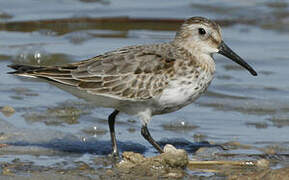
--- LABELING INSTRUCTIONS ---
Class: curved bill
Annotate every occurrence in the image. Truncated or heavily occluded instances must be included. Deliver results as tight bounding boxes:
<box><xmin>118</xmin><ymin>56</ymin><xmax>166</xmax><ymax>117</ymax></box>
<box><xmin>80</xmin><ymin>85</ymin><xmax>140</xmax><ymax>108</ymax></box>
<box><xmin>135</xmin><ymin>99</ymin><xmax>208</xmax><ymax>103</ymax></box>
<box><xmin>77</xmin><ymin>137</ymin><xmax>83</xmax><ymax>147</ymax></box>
<box><xmin>218</xmin><ymin>41</ymin><xmax>257</xmax><ymax>76</ymax></box>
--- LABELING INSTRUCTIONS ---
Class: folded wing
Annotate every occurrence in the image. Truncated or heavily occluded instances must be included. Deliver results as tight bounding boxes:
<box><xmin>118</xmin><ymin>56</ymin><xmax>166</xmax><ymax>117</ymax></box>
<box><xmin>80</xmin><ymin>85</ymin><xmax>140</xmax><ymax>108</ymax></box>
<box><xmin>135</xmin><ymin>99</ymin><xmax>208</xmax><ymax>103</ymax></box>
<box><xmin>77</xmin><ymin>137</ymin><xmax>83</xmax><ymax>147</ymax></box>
<box><xmin>9</xmin><ymin>43</ymin><xmax>178</xmax><ymax>100</ymax></box>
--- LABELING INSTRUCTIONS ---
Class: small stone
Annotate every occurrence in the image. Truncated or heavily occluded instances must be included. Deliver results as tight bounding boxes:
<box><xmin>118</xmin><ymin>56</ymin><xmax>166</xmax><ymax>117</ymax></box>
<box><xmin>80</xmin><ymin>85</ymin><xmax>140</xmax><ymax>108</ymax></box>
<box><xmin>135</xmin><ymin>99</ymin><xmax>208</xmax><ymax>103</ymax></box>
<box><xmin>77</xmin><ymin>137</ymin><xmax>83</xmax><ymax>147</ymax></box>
<box><xmin>127</xmin><ymin>127</ymin><xmax>136</xmax><ymax>133</ymax></box>
<box><xmin>117</xmin><ymin>148</ymin><xmax>188</xmax><ymax>177</ymax></box>
<box><xmin>165</xmin><ymin>171</ymin><xmax>183</xmax><ymax>178</ymax></box>
<box><xmin>162</xmin><ymin>145</ymin><xmax>189</xmax><ymax>168</ymax></box>
<box><xmin>1</xmin><ymin>106</ymin><xmax>15</xmax><ymax>117</ymax></box>
<box><xmin>2</xmin><ymin>167</ymin><xmax>13</xmax><ymax>176</ymax></box>
<box><xmin>0</xmin><ymin>132</ymin><xmax>8</xmax><ymax>141</ymax></box>
<box><xmin>164</xmin><ymin>144</ymin><xmax>177</xmax><ymax>153</ymax></box>
<box><xmin>1</xmin><ymin>106</ymin><xmax>15</xmax><ymax>113</ymax></box>
<box><xmin>77</xmin><ymin>162</ymin><xmax>90</xmax><ymax>170</ymax></box>
<box><xmin>122</xmin><ymin>151</ymin><xmax>145</xmax><ymax>164</ymax></box>
<box><xmin>105</xmin><ymin>169</ymin><xmax>114</xmax><ymax>176</ymax></box>
<box><xmin>256</xmin><ymin>159</ymin><xmax>269</xmax><ymax>168</ymax></box>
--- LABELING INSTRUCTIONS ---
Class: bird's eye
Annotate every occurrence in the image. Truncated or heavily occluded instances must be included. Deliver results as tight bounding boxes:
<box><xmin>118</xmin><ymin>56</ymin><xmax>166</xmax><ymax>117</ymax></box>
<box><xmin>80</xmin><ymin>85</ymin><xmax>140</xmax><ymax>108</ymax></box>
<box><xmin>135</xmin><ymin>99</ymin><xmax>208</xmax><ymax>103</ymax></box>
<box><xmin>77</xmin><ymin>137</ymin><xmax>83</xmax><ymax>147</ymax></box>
<box><xmin>198</xmin><ymin>28</ymin><xmax>206</xmax><ymax>35</ymax></box>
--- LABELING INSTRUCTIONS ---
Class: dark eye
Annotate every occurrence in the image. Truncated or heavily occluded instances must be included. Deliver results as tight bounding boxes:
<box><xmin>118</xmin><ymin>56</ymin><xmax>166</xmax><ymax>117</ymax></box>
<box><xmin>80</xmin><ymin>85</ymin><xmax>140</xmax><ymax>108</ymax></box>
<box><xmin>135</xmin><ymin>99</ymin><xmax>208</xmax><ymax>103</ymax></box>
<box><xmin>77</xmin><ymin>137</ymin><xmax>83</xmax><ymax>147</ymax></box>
<box><xmin>198</xmin><ymin>28</ymin><xmax>206</xmax><ymax>35</ymax></box>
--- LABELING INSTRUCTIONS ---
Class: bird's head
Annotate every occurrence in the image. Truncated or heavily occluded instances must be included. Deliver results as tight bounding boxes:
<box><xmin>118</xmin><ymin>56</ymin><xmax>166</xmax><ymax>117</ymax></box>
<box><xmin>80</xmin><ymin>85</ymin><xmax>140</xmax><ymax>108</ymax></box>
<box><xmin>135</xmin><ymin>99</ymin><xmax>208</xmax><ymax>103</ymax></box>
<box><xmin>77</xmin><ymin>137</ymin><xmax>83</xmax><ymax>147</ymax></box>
<box><xmin>174</xmin><ymin>17</ymin><xmax>257</xmax><ymax>76</ymax></box>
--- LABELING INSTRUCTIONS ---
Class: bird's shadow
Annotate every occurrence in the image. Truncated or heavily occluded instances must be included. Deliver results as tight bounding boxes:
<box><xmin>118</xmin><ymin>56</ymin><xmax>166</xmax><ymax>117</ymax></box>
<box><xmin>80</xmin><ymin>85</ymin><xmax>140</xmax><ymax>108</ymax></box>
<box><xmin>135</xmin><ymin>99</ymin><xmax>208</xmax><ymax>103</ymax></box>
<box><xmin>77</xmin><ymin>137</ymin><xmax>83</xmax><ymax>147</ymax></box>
<box><xmin>6</xmin><ymin>138</ymin><xmax>221</xmax><ymax>155</ymax></box>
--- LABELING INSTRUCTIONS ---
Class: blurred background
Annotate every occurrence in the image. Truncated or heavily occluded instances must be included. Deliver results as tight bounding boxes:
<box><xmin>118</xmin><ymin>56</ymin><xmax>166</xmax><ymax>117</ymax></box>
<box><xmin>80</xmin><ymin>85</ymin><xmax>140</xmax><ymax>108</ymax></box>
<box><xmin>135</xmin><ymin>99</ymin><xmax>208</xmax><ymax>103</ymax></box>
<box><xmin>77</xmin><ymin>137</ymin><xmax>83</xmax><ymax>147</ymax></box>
<box><xmin>0</xmin><ymin>0</ymin><xmax>289</xmax><ymax>178</ymax></box>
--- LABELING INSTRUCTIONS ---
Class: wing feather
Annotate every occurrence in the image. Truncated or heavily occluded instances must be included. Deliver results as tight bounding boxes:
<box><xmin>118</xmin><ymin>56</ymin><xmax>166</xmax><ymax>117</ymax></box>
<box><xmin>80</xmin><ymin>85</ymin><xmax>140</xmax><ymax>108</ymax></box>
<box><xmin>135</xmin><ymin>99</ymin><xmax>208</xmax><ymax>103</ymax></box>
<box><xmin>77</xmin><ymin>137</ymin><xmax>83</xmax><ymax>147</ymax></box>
<box><xmin>10</xmin><ymin>43</ymin><xmax>180</xmax><ymax>100</ymax></box>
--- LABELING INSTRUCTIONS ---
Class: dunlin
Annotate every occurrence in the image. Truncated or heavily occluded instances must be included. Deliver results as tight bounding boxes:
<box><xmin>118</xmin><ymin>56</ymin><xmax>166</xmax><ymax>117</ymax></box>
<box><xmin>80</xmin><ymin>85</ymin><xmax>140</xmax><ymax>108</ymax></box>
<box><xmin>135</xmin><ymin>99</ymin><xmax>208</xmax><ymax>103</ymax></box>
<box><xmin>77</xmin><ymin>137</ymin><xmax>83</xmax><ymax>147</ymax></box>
<box><xmin>8</xmin><ymin>17</ymin><xmax>257</xmax><ymax>157</ymax></box>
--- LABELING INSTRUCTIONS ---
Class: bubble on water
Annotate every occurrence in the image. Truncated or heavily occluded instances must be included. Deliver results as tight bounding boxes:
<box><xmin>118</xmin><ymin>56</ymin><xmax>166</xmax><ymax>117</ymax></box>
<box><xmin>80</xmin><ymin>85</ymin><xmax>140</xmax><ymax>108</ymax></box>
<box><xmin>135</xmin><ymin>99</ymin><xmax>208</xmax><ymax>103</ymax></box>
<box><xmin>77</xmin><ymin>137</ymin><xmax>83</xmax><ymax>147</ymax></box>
<box><xmin>14</xmin><ymin>46</ymin><xmax>48</xmax><ymax>65</ymax></box>
<box><xmin>81</xmin><ymin>137</ymin><xmax>86</xmax><ymax>142</ymax></box>
<box><xmin>34</xmin><ymin>51</ymin><xmax>42</xmax><ymax>64</ymax></box>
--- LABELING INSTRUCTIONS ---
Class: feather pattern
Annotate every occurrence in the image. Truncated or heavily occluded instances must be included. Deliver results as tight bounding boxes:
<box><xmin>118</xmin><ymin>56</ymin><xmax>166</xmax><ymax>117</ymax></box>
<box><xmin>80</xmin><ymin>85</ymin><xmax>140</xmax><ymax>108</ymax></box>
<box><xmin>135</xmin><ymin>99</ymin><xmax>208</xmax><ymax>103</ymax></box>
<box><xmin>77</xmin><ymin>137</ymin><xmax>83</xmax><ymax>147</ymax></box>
<box><xmin>8</xmin><ymin>42</ymin><xmax>203</xmax><ymax>100</ymax></box>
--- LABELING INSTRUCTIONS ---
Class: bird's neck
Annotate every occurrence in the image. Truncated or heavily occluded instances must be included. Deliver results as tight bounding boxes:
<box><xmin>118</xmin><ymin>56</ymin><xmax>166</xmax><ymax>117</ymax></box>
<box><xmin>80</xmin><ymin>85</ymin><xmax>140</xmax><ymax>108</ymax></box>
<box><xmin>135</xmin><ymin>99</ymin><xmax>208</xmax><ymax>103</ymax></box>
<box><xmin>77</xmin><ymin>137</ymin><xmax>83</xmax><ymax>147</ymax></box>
<box><xmin>172</xmin><ymin>41</ymin><xmax>216</xmax><ymax>75</ymax></box>
<box><xmin>197</xmin><ymin>53</ymin><xmax>216</xmax><ymax>75</ymax></box>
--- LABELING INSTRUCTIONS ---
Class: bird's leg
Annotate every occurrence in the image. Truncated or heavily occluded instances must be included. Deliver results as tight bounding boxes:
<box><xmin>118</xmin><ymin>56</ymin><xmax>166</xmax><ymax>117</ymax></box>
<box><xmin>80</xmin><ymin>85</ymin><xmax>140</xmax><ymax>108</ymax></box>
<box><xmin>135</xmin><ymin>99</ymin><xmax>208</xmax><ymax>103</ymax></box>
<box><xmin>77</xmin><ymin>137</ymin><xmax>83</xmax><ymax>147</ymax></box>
<box><xmin>141</xmin><ymin>125</ymin><xmax>164</xmax><ymax>153</ymax></box>
<box><xmin>108</xmin><ymin>110</ymin><xmax>119</xmax><ymax>157</ymax></box>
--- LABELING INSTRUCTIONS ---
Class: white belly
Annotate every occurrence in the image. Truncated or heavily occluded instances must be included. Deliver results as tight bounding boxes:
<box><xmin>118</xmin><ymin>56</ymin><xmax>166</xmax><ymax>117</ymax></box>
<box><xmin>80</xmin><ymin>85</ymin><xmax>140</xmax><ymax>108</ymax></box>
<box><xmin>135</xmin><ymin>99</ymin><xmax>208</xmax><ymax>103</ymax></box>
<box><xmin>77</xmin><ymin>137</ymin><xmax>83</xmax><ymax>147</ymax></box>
<box><xmin>153</xmin><ymin>71</ymin><xmax>213</xmax><ymax>114</ymax></box>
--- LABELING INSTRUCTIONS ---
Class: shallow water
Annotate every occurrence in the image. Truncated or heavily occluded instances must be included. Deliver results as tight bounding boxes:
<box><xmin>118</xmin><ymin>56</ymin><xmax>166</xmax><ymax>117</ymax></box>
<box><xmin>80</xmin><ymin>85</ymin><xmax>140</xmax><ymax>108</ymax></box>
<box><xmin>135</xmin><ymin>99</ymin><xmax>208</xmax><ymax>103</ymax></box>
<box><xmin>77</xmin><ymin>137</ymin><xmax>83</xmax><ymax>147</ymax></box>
<box><xmin>0</xmin><ymin>0</ymin><xmax>289</xmax><ymax>178</ymax></box>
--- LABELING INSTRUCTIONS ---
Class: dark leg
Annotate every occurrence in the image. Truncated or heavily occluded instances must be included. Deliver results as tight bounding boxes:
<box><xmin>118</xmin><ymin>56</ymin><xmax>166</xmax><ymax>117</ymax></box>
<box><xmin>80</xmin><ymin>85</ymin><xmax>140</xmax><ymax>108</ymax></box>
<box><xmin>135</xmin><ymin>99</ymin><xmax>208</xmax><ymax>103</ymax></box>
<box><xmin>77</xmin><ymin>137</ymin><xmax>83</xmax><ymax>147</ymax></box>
<box><xmin>108</xmin><ymin>110</ymin><xmax>119</xmax><ymax>157</ymax></box>
<box><xmin>141</xmin><ymin>125</ymin><xmax>164</xmax><ymax>153</ymax></box>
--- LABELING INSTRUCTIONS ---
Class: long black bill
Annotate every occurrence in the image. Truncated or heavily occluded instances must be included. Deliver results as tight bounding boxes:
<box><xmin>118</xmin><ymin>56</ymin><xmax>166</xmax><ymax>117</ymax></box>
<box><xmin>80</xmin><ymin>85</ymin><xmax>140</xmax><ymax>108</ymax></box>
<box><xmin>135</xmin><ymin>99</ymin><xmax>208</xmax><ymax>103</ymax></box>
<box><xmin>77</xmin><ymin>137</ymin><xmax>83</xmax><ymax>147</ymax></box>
<box><xmin>218</xmin><ymin>41</ymin><xmax>257</xmax><ymax>76</ymax></box>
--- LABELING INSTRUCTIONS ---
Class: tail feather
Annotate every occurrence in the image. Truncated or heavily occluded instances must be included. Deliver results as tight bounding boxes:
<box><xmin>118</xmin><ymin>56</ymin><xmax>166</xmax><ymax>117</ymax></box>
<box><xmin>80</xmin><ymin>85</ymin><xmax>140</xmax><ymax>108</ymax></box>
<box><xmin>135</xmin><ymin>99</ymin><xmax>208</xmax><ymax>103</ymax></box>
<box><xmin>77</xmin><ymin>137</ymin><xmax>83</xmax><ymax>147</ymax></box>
<box><xmin>7</xmin><ymin>64</ymin><xmax>78</xmax><ymax>86</ymax></box>
<box><xmin>7</xmin><ymin>64</ymin><xmax>44</xmax><ymax>74</ymax></box>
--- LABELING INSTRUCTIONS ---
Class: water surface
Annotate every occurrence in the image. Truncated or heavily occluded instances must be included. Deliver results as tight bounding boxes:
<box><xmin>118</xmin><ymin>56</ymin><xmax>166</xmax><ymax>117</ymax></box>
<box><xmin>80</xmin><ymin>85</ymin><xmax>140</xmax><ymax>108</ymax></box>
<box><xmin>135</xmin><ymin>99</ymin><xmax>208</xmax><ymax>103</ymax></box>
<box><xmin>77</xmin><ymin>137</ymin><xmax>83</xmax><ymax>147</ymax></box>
<box><xmin>0</xmin><ymin>0</ymin><xmax>289</xmax><ymax>178</ymax></box>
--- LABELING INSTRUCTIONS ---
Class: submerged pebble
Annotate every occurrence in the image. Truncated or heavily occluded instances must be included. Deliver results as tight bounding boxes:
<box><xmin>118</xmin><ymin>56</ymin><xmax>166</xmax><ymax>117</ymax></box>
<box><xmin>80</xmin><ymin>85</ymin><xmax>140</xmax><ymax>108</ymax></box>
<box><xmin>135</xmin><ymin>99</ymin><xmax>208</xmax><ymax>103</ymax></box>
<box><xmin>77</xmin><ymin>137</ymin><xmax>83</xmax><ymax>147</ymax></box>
<box><xmin>11</xmin><ymin>88</ymin><xmax>38</xmax><ymax>97</ymax></box>
<box><xmin>82</xmin><ymin>126</ymin><xmax>107</xmax><ymax>135</ymax></box>
<box><xmin>162</xmin><ymin>120</ymin><xmax>199</xmax><ymax>131</ymax></box>
<box><xmin>23</xmin><ymin>106</ymin><xmax>90</xmax><ymax>126</ymax></box>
